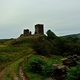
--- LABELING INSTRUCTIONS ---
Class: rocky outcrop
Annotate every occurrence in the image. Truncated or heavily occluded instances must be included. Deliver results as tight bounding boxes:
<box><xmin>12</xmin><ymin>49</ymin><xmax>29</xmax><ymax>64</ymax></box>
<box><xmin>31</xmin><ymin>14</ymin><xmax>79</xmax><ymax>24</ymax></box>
<box><xmin>52</xmin><ymin>64</ymin><xmax>67</xmax><ymax>80</ymax></box>
<box><xmin>62</xmin><ymin>54</ymin><xmax>80</xmax><ymax>67</ymax></box>
<box><xmin>51</xmin><ymin>54</ymin><xmax>80</xmax><ymax>80</ymax></box>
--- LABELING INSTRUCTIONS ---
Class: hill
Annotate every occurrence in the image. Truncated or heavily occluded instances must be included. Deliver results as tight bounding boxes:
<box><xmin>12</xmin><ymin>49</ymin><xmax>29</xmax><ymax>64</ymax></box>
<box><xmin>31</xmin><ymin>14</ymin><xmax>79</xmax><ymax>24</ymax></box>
<box><xmin>0</xmin><ymin>35</ymin><xmax>63</xmax><ymax>80</ymax></box>
<box><xmin>0</xmin><ymin>30</ymin><xmax>80</xmax><ymax>80</ymax></box>
<box><xmin>63</xmin><ymin>33</ymin><xmax>80</xmax><ymax>38</ymax></box>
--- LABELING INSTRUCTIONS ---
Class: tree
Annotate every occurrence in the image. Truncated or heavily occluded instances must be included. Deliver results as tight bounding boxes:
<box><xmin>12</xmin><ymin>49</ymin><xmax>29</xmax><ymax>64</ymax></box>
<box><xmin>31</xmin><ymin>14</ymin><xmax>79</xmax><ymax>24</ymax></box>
<box><xmin>46</xmin><ymin>30</ymin><xmax>57</xmax><ymax>40</ymax></box>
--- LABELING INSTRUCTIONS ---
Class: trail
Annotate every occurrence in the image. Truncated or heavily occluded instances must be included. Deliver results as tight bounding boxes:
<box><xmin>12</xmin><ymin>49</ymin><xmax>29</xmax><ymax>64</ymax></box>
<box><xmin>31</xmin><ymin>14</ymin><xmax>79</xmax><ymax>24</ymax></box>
<box><xmin>19</xmin><ymin>54</ymin><xmax>32</xmax><ymax>80</ymax></box>
<box><xmin>0</xmin><ymin>67</ymin><xmax>6</xmax><ymax>80</ymax></box>
<box><xmin>0</xmin><ymin>54</ymin><xmax>32</xmax><ymax>80</ymax></box>
<box><xmin>46</xmin><ymin>77</ymin><xmax>56</xmax><ymax>80</ymax></box>
<box><xmin>19</xmin><ymin>63</ymin><xmax>29</xmax><ymax>80</ymax></box>
<box><xmin>0</xmin><ymin>62</ymin><xmax>29</xmax><ymax>80</ymax></box>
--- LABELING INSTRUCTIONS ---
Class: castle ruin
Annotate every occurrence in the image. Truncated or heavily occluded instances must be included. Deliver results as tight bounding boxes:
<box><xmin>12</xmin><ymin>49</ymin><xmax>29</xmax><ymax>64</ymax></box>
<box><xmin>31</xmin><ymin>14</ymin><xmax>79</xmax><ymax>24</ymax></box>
<box><xmin>20</xmin><ymin>24</ymin><xmax>44</xmax><ymax>37</ymax></box>
<box><xmin>35</xmin><ymin>24</ymin><xmax>44</xmax><ymax>35</ymax></box>
<box><xmin>24</xmin><ymin>29</ymin><xmax>31</xmax><ymax>36</ymax></box>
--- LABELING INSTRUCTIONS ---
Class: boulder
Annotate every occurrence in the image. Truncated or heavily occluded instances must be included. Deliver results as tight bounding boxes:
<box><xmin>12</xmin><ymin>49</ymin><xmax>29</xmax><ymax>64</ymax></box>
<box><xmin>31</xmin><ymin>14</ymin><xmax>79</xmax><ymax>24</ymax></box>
<box><xmin>62</xmin><ymin>56</ymin><xmax>77</xmax><ymax>67</ymax></box>
<box><xmin>52</xmin><ymin>64</ymin><xmax>67</xmax><ymax>80</ymax></box>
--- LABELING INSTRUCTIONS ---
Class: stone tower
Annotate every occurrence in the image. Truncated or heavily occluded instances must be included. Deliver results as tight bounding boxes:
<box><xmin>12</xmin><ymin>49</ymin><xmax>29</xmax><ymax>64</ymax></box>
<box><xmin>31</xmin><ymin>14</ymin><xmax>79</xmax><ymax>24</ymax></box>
<box><xmin>23</xmin><ymin>29</ymin><xmax>31</xmax><ymax>36</ymax></box>
<box><xmin>35</xmin><ymin>24</ymin><xmax>44</xmax><ymax>35</ymax></box>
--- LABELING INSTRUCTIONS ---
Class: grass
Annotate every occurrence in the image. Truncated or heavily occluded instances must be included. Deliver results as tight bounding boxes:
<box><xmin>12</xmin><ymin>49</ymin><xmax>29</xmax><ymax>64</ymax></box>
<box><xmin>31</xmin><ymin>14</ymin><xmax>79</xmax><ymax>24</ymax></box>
<box><xmin>0</xmin><ymin>37</ymin><xmax>35</xmax><ymax>80</ymax></box>
<box><xmin>35</xmin><ymin>54</ymin><xmax>63</xmax><ymax>64</ymax></box>
<box><xmin>0</xmin><ymin>36</ymin><xmax>64</xmax><ymax>80</ymax></box>
<box><xmin>26</xmin><ymin>71</ymin><xmax>45</xmax><ymax>80</ymax></box>
<box><xmin>48</xmin><ymin>55</ymin><xmax>63</xmax><ymax>64</ymax></box>
<box><xmin>1</xmin><ymin>58</ymin><xmax>24</xmax><ymax>80</ymax></box>
<box><xmin>23</xmin><ymin>54</ymin><xmax>63</xmax><ymax>80</ymax></box>
<box><xmin>0</xmin><ymin>37</ymin><xmax>34</xmax><ymax>71</ymax></box>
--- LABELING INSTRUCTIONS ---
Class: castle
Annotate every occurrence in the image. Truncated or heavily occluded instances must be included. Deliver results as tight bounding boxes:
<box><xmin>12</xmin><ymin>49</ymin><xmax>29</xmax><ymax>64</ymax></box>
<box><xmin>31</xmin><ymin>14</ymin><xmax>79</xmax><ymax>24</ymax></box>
<box><xmin>20</xmin><ymin>24</ymin><xmax>44</xmax><ymax>37</ymax></box>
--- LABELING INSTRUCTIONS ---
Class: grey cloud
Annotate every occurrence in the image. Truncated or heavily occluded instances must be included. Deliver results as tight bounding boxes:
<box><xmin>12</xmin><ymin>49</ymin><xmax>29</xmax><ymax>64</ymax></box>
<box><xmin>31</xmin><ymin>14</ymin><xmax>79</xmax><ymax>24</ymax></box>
<box><xmin>0</xmin><ymin>0</ymin><xmax>80</xmax><ymax>38</ymax></box>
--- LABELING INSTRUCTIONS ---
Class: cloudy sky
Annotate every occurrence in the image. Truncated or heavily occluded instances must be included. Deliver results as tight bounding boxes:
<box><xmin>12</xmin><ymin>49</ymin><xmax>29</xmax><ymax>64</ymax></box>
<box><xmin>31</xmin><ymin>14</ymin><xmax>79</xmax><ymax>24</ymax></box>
<box><xmin>0</xmin><ymin>0</ymin><xmax>80</xmax><ymax>39</ymax></box>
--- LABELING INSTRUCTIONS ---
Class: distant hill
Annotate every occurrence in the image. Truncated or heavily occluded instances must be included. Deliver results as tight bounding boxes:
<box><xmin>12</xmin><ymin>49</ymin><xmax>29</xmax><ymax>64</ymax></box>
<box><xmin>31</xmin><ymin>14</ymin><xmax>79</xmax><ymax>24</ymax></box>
<box><xmin>63</xmin><ymin>33</ymin><xmax>80</xmax><ymax>38</ymax></box>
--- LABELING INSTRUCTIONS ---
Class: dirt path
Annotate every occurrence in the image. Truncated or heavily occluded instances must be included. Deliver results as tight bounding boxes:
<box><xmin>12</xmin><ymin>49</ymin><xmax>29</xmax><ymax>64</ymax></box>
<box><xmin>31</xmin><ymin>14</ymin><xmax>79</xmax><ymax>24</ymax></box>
<box><xmin>19</xmin><ymin>54</ymin><xmax>33</xmax><ymax>80</ymax></box>
<box><xmin>0</xmin><ymin>65</ymin><xmax>20</xmax><ymax>80</ymax></box>
<box><xmin>19</xmin><ymin>63</ymin><xmax>29</xmax><ymax>80</ymax></box>
<box><xmin>46</xmin><ymin>77</ymin><xmax>56</xmax><ymax>80</ymax></box>
<box><xmin>0</xmin><ymin>62</ymin><xmax>29</xmax><ymax>80</ymax></box>
<box><xmin>0</xmin><ymin>54</ymin><xmax>32</xmax><ymax>80</ymax></box>
<box><xmin>0</xmin><ymin>68</ymin><xmax>6</xmax><ymax>80</ymax></box>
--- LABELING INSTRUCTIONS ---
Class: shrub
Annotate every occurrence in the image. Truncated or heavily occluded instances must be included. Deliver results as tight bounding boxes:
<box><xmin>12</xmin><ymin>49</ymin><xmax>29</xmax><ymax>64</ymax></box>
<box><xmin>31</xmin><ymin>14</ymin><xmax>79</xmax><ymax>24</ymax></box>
<box><xmin>46</xmin><ymin>30</ymin><xmax>57</xmax><ymax>40</ymax></box>
<box><xmin>42</xmin><ymin>62</ymin><xmax>54</xmax><ymax>77</ymax></box>
<box><xmin>0</xmin><ymin>55</ymin><xmax>10</xmax><ymax>62</ymax></box>
<box><xmin>24</xmin><ymin>56</ymin><xmax>53</xmax><ymax>77</ymax></box>
<box><xmin>26</xmin><ymin>56</ymin><xmax>46</xmax><ymax>73</ymax></box>
<box><xmin>33</xmin><ymin>40</ymin><xmax>51</xmax><ymax>56</ymax></box>
<box><xmin>67</xmin><ymin>62</ymin><xmax>80</xmax><ymax>80</ymax></box>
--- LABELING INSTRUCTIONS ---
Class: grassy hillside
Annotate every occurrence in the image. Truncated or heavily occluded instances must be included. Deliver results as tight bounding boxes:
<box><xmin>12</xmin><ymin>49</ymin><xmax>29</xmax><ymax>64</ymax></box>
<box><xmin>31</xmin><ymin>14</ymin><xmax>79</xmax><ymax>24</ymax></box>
<box><xmin>0</xmin><ymin>35</ymin><xmax>63</xmax><ymax>80</ymax></box>
<box><xmin>0</xmin><ymin>31</ymin><xmax>80</xmax><ymax>80</ymax></box>
<box><xmin>0</xmin><ymin>37</ymin><xmax>35</xmax><ymax>71</ymax></box>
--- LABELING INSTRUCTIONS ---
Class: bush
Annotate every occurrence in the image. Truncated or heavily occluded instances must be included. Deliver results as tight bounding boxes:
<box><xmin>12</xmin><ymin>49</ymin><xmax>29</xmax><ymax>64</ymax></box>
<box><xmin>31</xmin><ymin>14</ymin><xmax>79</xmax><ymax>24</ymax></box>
<box><xmin>33</xmin><ymin>40</ymin><xmax>51</xmax><ymax>56</ymax></box>
<box><xmin>24</xmin><ymin>56</ymin><xmax>53</xmax><ymax>77</ymax></box>
<box><xmin>67</xmin><ymin>62</ymin><xmax>80</xmax><ymax>80</ymax></box>
<box><xmin>46</xmin><ymin>30</ymin><xmax>57</xmax><ymax>40</ymax></box>
<box><xmin>26</xmin><ymin>56</ymin><xmax>46</xmax><ymax>73</ymax></box>
<box><xmin>42</xmin><ymin>62</ymin><xmax>54</xmax><ymax>77</ymax></box>
<box><xmin>0</xmin><ymin>55</ymin><xmax>10</xmax><ymax>62</ymax></box>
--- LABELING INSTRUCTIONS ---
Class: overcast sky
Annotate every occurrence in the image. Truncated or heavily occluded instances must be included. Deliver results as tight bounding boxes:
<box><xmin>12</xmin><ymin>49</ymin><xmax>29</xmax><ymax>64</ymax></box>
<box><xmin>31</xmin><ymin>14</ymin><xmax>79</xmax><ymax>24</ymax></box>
<box><xmin>0</xmin><ymin>0</ymin><xmax>80</xmax><ymax>39</ymax></box>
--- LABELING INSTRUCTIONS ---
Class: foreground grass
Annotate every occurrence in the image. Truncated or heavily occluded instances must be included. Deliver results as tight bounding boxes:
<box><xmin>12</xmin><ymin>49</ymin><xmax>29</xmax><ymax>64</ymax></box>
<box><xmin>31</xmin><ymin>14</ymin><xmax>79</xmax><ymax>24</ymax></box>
<box><xmin>23</xmin><ymin>54</ymin><xmax>63</xmax><ymax>80</ymax></box>
<box><xmin>0</xmin><ymin>37</ymin><xmax>64</xmax><ymax>80</ymax></box>
<box><xmin>26</xmin><ymin>71</ymin><xmax>45</xmax><ymax>80</ymax></box>
<box><xmin>0</xmin><ymin>37</ymin><xmax>34</xmax><ymax>71</ymax></box>
<box><xmin>0</xmin><ymin>37</ymin><xmax>35</xmax><ymax>80</ymax></box>
<box><xmin>1</xmin><ymin>58</ymin><xmax>24</xmax><ymax>80</ymax></box>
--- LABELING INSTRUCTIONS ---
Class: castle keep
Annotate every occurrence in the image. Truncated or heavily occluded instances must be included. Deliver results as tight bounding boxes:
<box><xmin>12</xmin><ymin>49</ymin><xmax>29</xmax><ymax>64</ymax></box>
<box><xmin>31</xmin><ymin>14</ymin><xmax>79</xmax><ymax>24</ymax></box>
<box><xmin>35</xmin><ymin>24</ymin><xmax>44</xmax><ymax>35</ymax></box>
<box><xmin>20</xmin><ymin>24</ymin><xmax>44</xmax><ymax>37</ymax></box>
